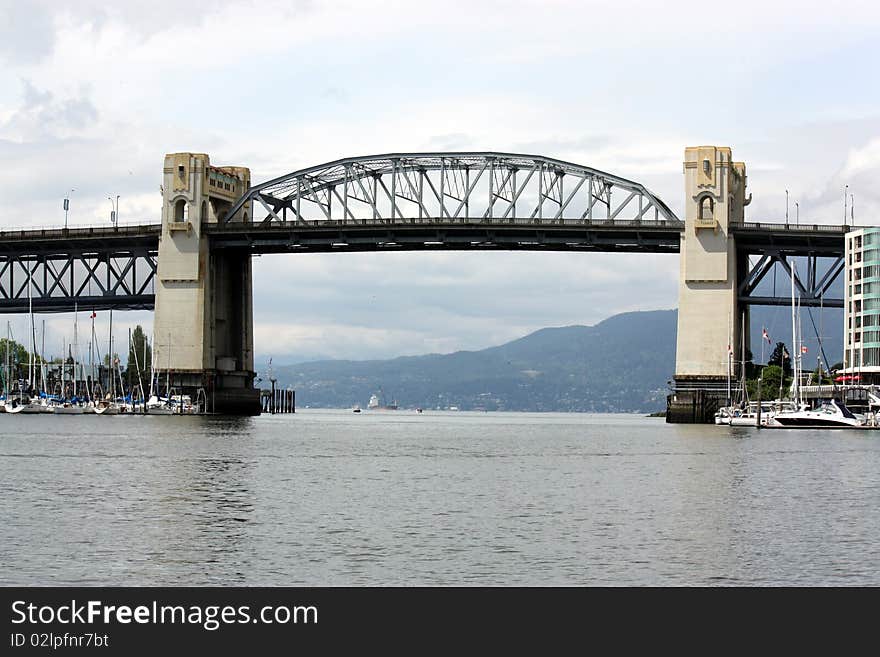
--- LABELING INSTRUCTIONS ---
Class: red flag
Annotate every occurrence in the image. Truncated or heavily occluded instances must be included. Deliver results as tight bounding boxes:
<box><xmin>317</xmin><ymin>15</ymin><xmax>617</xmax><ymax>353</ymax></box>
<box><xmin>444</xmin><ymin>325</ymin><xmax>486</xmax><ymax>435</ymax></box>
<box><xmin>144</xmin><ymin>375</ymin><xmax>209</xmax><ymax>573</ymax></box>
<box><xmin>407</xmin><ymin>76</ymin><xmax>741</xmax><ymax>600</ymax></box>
<box><xmin>801</xmin><ymin>345</ymin><xmax>808</xmax><ymax>354</ymax></box>
<box><xmin>762</xmin><ymin>328</ymin><xmax>771</xmax><ymax>344</ymax></box>
<box><xmin>90</xmin><ymin>311</ymin><xmax>96</xmax><ymax>319</ymax></box>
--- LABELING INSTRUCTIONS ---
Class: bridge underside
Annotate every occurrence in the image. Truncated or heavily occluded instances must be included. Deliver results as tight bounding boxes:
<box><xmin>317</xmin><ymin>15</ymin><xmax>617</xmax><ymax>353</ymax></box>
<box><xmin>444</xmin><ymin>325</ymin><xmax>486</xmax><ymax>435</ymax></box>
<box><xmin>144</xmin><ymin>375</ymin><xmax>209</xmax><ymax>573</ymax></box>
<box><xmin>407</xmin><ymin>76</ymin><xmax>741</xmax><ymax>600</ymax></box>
<box><xmin>207</xmin><ymin>219</ymin><xmax>683</xmax><ymax>254</ymax></box>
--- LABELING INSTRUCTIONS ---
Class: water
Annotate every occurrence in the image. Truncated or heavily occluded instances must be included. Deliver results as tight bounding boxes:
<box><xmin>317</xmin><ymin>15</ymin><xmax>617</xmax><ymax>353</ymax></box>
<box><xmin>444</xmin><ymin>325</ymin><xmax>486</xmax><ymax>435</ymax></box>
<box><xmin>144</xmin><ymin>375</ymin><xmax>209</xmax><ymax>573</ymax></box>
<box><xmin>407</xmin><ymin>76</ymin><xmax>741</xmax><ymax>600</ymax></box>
<box><xmin>1</xmin><ymin>410</ymin><xmax>878</xmax><ymax>586</ymax></box>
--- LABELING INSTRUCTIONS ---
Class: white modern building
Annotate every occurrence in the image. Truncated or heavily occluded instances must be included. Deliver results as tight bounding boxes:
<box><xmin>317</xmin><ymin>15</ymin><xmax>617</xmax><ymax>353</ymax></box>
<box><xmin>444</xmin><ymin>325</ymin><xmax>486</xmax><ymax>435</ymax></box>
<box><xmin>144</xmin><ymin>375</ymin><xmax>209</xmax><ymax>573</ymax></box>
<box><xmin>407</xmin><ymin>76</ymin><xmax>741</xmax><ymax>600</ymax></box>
<box><xmin>843</xmin><ymin>226</ymin><xmax>880</xmax><ymax>381</ymax></box>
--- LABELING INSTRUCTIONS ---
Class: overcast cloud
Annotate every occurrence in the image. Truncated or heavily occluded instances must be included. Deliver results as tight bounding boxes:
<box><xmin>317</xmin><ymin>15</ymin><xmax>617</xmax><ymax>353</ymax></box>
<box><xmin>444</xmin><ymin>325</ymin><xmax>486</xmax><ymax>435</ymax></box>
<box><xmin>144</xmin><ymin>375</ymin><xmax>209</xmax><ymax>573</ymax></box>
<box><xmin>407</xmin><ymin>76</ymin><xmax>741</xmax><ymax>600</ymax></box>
<box><xmin>1</xmin><ymin>0</ymin><xmax>879</xmax><ymax>363</ymax></box>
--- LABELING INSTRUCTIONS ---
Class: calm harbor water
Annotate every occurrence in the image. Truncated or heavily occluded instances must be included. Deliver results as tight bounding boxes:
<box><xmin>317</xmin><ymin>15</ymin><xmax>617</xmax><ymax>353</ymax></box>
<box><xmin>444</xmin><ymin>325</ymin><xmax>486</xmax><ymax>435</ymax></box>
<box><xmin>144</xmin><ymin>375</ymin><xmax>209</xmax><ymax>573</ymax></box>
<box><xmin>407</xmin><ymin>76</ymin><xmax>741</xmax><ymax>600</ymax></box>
<box><xmin>1</xmin><ymin>409</ymin><xmax>878</xmax><ymax>586</ymax></box>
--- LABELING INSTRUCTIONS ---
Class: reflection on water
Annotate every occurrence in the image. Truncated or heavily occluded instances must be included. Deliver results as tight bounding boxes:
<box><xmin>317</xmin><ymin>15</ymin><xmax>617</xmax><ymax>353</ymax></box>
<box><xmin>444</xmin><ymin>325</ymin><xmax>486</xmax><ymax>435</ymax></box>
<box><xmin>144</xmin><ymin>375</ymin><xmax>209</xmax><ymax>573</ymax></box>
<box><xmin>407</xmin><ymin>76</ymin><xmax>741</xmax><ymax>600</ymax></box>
<box><xmin>1</xmin><ymin>411</ymin><xmax>879</xmax><ymax>585</ymax></box>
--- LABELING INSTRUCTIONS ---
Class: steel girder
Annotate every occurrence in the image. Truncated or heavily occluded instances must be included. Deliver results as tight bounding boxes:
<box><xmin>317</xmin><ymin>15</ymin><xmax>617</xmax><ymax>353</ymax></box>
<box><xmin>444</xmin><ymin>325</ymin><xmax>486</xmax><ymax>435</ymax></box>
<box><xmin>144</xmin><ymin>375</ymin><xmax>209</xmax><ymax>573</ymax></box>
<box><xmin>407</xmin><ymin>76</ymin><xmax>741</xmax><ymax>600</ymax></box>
<box><xmin>206</xmin><ymin>219</ymin><xmax>683</xmax><ymax>254</ymax></box>
<box><xmin>0</xmin><ymin>249</ymin><xmax>157</xmax><ymax>313</ymax></box>
<box><xmin>738</xmin><ymin>250</ymin><xmax>844</xmax><ymax>308</ymax></box>
<box><xmin>223</xmin><ymin>152</ymin><xmax>680</xmax><ymax>226</ymax></box>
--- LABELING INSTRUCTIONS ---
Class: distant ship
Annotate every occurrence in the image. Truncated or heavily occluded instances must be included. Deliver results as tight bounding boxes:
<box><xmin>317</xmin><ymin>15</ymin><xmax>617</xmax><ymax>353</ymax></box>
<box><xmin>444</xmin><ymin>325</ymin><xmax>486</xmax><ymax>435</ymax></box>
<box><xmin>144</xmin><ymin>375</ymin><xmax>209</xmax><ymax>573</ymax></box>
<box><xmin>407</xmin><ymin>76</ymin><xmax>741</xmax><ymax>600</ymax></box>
<box><xmin>367</xmin><ymin>391</ymin><xmax>398</xmax><ymax>410</ymax></box>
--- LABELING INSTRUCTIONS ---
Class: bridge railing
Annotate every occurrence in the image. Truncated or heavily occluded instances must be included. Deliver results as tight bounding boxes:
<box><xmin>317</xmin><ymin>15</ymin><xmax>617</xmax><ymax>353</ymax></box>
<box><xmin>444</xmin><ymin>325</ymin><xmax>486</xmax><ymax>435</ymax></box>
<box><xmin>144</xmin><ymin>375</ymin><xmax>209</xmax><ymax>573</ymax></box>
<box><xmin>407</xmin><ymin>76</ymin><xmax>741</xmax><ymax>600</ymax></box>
<box><xmin>207</xmin><ymin>216</ymin><xmax>684</xmax><ymax>231</ymax></box>
<box><xmin>0</xmin><ymin>221</ymin><xmax>161</xmax><ymax>241</ymax></box>
<box><xmin>730</xmin><ymin>221</ymin><xmax>849</xmax><ymax>233</ymax></box>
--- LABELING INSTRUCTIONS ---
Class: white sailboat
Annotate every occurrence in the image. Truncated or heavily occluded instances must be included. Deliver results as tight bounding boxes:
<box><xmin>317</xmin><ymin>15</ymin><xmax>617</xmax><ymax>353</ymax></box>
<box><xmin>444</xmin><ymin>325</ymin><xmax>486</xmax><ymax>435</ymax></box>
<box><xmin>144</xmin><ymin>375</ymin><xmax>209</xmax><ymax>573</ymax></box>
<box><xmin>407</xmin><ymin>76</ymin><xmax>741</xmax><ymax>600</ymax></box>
<box><xmin>768</xmin><ymin>261</ymin><xmax>863</xmax><ymax>428</ymax></box>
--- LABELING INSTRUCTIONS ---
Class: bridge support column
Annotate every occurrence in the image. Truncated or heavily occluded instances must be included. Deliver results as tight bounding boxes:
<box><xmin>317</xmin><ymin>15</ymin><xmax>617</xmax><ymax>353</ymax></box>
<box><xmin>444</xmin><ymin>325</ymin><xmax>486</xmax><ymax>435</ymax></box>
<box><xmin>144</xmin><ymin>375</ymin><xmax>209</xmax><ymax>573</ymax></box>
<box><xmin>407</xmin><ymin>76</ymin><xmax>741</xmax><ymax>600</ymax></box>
<box><xmin>152</xmin><ymin>153</ymin><xmax>261</xmax><ymax>415</ymax></box>
<box><xmin>668</xmin><ymin>146</ymin><xmax>750</xmax><ymax>423</ymax></box>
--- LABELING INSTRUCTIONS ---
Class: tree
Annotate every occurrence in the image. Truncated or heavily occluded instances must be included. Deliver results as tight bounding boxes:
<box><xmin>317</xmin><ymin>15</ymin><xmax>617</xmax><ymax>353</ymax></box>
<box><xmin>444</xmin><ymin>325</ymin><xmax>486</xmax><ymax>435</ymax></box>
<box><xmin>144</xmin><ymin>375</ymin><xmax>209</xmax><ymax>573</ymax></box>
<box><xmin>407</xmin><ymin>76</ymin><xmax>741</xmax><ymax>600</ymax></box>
<box><xmin>0</xmin><ymin>338</ymin><xmax>32</xmax><ymax>387</ymax></box>
<box><xmin>746</xmin><ymin>365</ymin><xmax>789</xmax><ymax>401</ymax></box>
<box><xmin>767</xmin><ymin>341</ymin><xmax>792</xmax><ymax>377</ymax></box>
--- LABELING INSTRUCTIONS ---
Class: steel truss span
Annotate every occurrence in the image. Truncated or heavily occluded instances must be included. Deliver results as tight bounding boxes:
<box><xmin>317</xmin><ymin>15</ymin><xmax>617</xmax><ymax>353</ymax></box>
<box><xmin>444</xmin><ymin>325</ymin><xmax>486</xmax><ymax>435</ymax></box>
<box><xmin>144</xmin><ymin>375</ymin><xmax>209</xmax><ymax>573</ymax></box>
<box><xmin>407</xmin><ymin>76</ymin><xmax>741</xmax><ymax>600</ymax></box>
<box><xmin>224</xmin><ymin>152</ymin><xmax>680</xmax><ymax>226</ymax></box>
<box><xmin>738</xmin><ymin>251</ymin><xmax>844</xmax><ymax>308</ymax></box>
<box><xmin>0</xmin><ymin>250</ymin><xmax>157</xmax><ymax>313</ymax></box>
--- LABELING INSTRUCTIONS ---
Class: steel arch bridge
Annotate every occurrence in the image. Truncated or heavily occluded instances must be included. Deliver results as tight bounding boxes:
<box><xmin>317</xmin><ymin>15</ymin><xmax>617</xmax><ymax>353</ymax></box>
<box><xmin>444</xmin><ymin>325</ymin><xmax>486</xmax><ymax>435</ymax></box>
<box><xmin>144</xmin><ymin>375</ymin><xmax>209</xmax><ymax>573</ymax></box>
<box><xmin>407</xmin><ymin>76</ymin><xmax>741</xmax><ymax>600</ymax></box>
<box><xmin>0</xmin><ymin>151</ymin><xmax>848</xmax><ymax>314</ymax></box>
<box><xmin>224</xmin><ymin>152</ymin><xmax>680</xmax><ymax>226</ymax></box>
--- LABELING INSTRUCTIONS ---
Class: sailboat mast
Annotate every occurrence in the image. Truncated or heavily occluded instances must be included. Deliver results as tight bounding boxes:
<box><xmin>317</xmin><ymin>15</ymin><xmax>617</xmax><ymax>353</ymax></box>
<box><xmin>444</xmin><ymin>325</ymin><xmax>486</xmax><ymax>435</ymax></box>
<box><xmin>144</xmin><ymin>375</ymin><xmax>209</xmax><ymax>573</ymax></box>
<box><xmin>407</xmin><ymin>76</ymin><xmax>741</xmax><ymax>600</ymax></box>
<box><xmin>41</xmin><ymin>319</ymin><xmax>46</xmax><ymax>396</ymax></box>
<box><xmin>727</xmin><ymin>312</ymin><xmax>732</xmax><ymax>407</ymax></box>
<box><xmin>73</xmin><ymin>304</ymin><xmax>78</xmax><ymax>399</ymax></box>
<box><xmin>790</xmin><ymin>261</ymin><xmax>798</xmax><ymax>404</ymax></box>
<box><xmin>741</xmin><ymin>313</ymin><xmax>747</xmax><ymax>403</ymax></box>
<box><xmin>4</xmin><ymin>321</ymin><xmax>9</xmax><ymax>398</ymax></box>
<box><xmin>28</xmin><ymin>264</ymin><xmax>35</xmax><ymax>391</ymax></box>
<box><xmin>109</xmin><ymin>309</ymin><xmax>114</xmax><ymax>401</ymax></box>
<box><xmin>166</xmin><ymin>332</ymin><xmax>170</xmax><ymax>396</ymax></box>
<box><xmin>88</xmin><ymin>312</ymin><xmax>94</xmax><ymax>401</ymax></box>
<box><xmin>142</xmin><ymin>330</ymin><xmax>147</xmax><ymax>403</ymax></box>
<box><xmin>130</xmin><ymin>328</ymin><xmax>145</xmax><ymax>405</ymax></box>
<box><xmin>148</xmin><ymin>335</ymin><xmax>155</xmax><ymax>399</ymax></box>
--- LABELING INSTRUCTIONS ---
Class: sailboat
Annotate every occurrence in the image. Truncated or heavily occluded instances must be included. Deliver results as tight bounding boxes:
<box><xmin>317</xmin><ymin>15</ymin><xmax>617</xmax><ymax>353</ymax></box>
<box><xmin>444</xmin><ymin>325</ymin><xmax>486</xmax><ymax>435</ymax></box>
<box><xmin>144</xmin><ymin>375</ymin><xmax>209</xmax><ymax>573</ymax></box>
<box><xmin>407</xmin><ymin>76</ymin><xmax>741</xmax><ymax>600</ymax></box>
<box><xmin>768</xmin><ymin>261</ymin><xmax>863</xmax><ymax>428</ymax></box>
<box><xmin>9</xmin><ymin>267</ymin><xmax>50</xmax><ymax>414</ymax></box>
<box><xmin>145</xmin><ymin>332</ymin><xmax>177</xmax><ymax>414</ymax></box>
<box><xmin>52</xmin><ymin>307</ymin><xmax>87</xmax><ymax>414</ymax></box>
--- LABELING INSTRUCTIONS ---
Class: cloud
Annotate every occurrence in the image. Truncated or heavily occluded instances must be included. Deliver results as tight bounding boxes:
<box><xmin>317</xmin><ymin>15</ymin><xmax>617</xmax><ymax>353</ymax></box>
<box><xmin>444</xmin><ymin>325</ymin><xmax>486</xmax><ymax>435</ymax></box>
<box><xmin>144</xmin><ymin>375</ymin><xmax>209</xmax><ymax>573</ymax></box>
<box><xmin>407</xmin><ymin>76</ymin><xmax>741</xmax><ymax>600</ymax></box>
<box><xmin>0</xmin><ymin>79</ymin><xmax>98</xmax><ymax>141</ymax></box>
<box><xmin>1</xmin><ymin>0</ymin><xmax>879</xmax><ymax>363</ymax></box>
<box><xmin>0</xmin><ymin>3</ymin><xmax>55</xmax><ymax>65</ymax></box>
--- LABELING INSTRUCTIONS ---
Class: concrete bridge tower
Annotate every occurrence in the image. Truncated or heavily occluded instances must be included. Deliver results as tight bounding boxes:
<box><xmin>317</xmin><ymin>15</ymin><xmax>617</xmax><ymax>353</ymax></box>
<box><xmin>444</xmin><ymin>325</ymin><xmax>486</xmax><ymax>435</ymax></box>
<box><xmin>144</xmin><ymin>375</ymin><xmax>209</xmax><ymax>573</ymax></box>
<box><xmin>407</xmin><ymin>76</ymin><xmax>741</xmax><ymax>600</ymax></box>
<box><xmin>152</xmin><ymin>153</ymin><xmax>261</xmax><ymax>414</ymax></box>
<box><xmin>668</xmin><ymin>146</ymin><xmax>750</xmax><ymax>422</ymax></box>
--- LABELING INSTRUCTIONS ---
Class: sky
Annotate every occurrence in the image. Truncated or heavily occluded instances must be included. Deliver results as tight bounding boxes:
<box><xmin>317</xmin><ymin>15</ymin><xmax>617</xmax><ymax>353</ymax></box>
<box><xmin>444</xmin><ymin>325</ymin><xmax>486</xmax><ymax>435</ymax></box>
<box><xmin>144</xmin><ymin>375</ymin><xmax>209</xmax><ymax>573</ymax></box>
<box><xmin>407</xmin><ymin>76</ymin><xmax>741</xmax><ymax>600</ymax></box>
<box><xmin>1</xmin><ymin>0</ymin><xmax>879</xmax><ymax>364</ymax></box>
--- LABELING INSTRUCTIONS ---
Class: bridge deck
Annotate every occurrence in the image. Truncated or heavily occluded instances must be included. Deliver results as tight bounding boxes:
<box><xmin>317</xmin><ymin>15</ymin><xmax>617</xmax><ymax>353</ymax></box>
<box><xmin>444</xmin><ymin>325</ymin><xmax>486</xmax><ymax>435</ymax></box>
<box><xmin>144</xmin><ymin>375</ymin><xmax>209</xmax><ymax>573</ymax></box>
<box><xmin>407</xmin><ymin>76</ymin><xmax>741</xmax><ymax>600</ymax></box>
<box><xmin>205</xmin><ymin>218</ymin><xmax>683</xmax><ymax>253</ymax></box>
<box><xmin>0</xmin><ymin>220</ymin><xmax>849</xmax><ymax>313</ymax></box>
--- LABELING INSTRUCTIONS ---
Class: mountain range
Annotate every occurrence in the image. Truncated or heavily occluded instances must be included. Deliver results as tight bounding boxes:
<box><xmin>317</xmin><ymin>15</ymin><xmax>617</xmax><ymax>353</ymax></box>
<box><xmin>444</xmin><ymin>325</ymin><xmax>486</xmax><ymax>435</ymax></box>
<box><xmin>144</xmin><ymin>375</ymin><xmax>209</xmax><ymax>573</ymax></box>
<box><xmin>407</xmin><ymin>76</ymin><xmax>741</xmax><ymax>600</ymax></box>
<box><xmin>263</xmin><ymin>303</ymin><xmax>845</xmax><ymax>413</ymax></box>
<box><xmin>268</xmin><ymin>309</ymin><xmax>678</xmax><ymax>413</ymax></box>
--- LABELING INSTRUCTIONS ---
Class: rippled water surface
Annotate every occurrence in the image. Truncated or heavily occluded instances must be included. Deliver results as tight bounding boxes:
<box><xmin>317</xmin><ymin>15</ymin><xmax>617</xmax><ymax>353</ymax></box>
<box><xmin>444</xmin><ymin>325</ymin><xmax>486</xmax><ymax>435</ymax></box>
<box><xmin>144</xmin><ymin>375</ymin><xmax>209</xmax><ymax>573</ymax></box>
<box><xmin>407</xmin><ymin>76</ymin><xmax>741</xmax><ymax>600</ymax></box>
<box><xmin>1</xmin><ymin>410</ymin><xmax>878</xmax><ymax>585</ymax></box>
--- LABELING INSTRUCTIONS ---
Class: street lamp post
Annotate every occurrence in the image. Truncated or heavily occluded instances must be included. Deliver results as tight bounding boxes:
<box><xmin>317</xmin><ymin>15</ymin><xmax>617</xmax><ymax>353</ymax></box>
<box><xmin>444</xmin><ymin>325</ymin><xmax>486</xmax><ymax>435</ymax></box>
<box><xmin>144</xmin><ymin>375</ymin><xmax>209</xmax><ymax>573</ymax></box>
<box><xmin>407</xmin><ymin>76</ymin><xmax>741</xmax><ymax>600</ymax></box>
<box><xmin>785</xmin><ymin>189</ymin><xmax>789</xmax><ymax>226</ymax></box>
<box><xmin>845</xmin><ymin>184</ymin><xmax>849</xmax><ymax>225</ymax></box>
<box><xmin>108</xmin><ymin>195</ymin><xmax>120</xmax><ymax>227</ymax></box>
<box><xmin>63</xmin><ymin>189</ymin><xmax>75</xmax><ymax>228</ymax></box>
<box><xmin>795</xmin><ymin>201</ymin><xmax>799</xmax><ymax>226</ymax></box>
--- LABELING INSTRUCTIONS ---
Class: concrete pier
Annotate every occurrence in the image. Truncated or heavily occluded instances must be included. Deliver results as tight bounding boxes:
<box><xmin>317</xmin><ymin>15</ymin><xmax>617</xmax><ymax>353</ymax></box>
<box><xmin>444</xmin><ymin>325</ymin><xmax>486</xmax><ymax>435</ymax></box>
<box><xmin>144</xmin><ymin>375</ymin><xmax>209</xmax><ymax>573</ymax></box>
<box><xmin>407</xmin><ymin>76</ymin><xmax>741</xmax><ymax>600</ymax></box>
<box><xmin>668</xmin><ymin>146</ymin><xmax>750</xmax><ymax>423</ymax></box>
<box><xmin>152</xmin><ymin>153</ymin><xmax>261</xmax><ymax>415</ymax></box>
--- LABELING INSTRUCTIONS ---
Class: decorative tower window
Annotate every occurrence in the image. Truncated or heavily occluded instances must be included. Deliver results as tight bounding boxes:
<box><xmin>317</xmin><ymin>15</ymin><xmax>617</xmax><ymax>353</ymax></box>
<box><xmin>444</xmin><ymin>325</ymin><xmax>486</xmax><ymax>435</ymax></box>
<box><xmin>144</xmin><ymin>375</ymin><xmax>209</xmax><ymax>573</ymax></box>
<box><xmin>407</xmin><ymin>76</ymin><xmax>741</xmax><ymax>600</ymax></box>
<box><xmin>174</xmin><ymin>199</ymin><xmax>187</xmax><ymax>222</ymax></box>
<box><xmin>700</xmin><ymin>196</ymin><xmax>714</xmax><ymax>221</ymax></box>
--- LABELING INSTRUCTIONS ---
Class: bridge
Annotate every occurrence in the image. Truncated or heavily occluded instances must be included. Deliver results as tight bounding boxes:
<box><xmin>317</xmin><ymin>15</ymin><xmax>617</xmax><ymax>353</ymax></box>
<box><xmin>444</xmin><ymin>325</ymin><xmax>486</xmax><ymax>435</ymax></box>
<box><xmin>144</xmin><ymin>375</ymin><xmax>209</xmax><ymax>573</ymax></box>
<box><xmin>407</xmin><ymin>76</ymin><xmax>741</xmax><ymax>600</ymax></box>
<box><xmin>0</xmin><ymin>148</ymin><xmax>850</xmax><ymax>418</ymax></box>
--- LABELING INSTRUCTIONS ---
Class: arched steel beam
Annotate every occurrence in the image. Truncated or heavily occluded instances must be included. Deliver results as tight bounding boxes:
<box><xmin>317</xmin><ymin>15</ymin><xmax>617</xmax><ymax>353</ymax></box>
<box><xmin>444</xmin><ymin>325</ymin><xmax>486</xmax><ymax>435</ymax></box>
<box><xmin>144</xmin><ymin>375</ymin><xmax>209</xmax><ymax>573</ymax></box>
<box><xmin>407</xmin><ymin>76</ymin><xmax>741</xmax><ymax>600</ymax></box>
<box><xmin>223</xmin><ymin>152</ymin><xmax>679</xmax><ymax>226</ymax></box>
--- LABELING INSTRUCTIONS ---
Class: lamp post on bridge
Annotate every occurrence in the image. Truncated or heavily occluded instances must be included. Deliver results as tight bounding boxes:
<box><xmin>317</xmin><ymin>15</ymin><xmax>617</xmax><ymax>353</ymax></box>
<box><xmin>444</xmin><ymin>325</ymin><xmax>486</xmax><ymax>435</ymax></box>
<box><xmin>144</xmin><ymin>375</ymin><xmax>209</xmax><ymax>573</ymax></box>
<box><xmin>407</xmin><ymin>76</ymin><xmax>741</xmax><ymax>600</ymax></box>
<box><xmin>785</xmin><ymin>189</ymin><xmax>789</xmax><ymax>227</ymax></box>
<box><xmin>63</xmin><ymin>189</ymin><xmax>75</xmax><ymax>229</ymax></box>
<box><xmin>795</xmin><ymin>201</ymin><xmax>799</xmax><ymax>226</ymax></box>
<box><xmin>108</xmin><ymin>195</ymin><xmax>120</xmax><ymax>227</ymax></box>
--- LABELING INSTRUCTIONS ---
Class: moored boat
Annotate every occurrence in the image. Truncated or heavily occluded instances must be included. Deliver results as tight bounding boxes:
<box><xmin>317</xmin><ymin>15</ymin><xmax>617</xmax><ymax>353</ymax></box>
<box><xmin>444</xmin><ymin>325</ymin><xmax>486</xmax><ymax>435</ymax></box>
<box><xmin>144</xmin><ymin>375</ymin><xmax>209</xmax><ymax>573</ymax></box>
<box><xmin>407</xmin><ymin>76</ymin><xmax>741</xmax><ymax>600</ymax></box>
<box><xmin>768</xmin><ymin>399</ymin><xmax>864</xmax><ymax>428</ymax></box>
